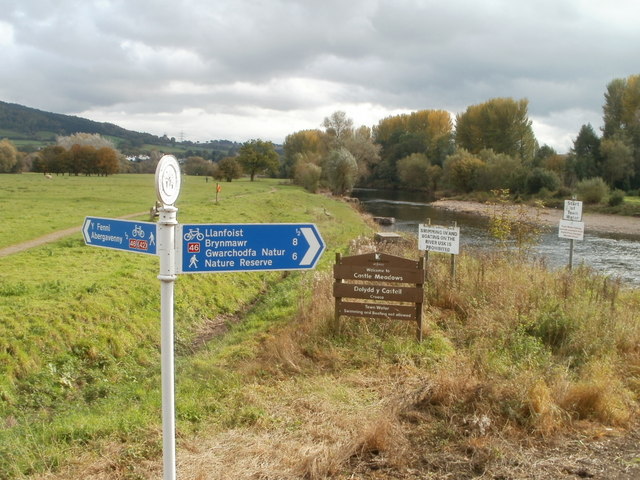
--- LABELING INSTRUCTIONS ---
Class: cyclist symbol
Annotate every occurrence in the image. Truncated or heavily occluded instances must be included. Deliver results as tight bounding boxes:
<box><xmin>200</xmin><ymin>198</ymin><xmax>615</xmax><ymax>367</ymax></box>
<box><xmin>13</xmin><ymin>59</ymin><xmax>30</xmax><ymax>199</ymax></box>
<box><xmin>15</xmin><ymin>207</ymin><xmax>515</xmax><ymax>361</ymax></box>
<box><xmin>183</xmin><ymin>228</ymin><xmax>204</xmax><ymax>241</ymax></box>
<box><xmin>132</xmin><ymin>225</ymin><xmax>145</xmax><ymax>238</ymax></box>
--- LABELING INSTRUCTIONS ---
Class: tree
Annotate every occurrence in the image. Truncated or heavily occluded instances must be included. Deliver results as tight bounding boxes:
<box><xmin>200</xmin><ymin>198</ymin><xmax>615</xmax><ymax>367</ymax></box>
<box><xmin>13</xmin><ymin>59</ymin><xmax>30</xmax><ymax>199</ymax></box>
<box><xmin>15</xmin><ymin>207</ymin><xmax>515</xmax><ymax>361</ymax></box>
<box><xmin>237</xmin><ymin>139</ymin><xmax>279</xmax><ymax>181</ymax></box>
<box><xmin>323</xmin><ymin>111</ymin><xmax>353</xmax><ymax>148</ymax></box>
<box><xmin>0</xmin><ymin>139</ymin><xmax>18</xmax><ymax>173</ymax></box>
<box><xmin>601</xmin><ymin>74</ymin><xmax>640</xmax><ymax>189</ymax></box>
<box><xmin>600</xmin><ymin>138</ymin><xmax>634</xmax><ymax>188</ymax></box>
<box><xmin>576</xmin><ymin>177</ymin><xmax>609</xmax><ymax>204</ymax></box>
<box><xmin>35</xmin><ymin>145</ymin><xmax>65</xmax><ymax>174</ymax></box>
<box><xmin>183</xmin><ymin>156</ymin><xmax>211</xmax><ymax>176</ymax></box>
<box><xmin>571</xmin><ymin>124</ymin><xmax>602</xmax><ymax>180</ymax></box>
<box><xmin>524</xmin><ymin>168</ymin><xmax>561</xmax><ymax>194</ymax></box>
<box><xmin>443</xmin><ymin>149</ymin><xmax>485</xmax><ymax>193</ymax></box>
<box><xmin>282</xmin><ymin>129</ymin><xmax>323</xmax><ymax>179</ymax></box>
<box><xmin>455</xmin><ymin>98</ymin><xmax>537</xmax><ymax>162</ymax></box>
<box><xmin>293</xmin><ymin>160</ymin><xmax>322</xmax><ymax>193</ymax></box>
<box><xmin>325</xmin><ymin>147</ymin><xmax>358</xmax><ymax>195</ymax></box>
<box><xmin>96</xmin><ymin>147</ymin><xmax>120</xmax><ymax>175</ymax></box>
<box><xmin>217</xmin><ymin>156</ymin><xmax>242</xmax><ymax>182</ymax></box>
<box><xmin>343</xmin><ymin>126</ymin><xmax>381</xmax><ymax>180</ymax></box>
<box><xmin>396</xmin><ymin>153</ymin><xmax>432</xmax><ymax>191</ymax></box>
<box><xmin>533</xmin><ymin>144</ymin><xmax>556</xmax><ymax>167</ymax></box>
<box><xmin>372</xmin><ymin>110</ymin><xmax>454</xmax><ymax>187</ymax></box>
<box><xmin>475</xmin><ymin>149</ymin><xmax>526</xmax><ymax>192</ymax></box>
<box><xmin>57</xmin><ymin>132</ymin><xmax>115</xmax><ymax>150</ymax></box>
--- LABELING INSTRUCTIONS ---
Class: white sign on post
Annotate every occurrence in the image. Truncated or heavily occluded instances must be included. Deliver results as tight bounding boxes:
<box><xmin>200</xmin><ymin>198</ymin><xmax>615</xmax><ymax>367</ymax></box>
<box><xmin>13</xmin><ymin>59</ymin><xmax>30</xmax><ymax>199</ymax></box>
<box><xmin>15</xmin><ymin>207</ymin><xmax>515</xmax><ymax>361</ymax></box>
<box><xmin>563</xmin><ymin>200</ymin><xmax>583</xmax><ymax>221</ymax></box>
<box><xmin>419</xmin><ymin>224</ymin><xmax>460</xmax><ymax>254</ymax></box>
<box><xmin>558</xmin><ymin>219</ymin><xmax>584</xmax><ymax>241</ymax></box>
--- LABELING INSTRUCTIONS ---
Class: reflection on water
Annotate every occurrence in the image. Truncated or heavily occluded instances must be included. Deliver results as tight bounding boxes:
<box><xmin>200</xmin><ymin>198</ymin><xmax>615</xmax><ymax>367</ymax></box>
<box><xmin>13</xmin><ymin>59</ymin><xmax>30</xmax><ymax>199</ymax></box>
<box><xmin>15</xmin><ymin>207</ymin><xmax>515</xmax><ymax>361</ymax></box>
<box><xmin>352</xmin><ymin>189</ymin><xmax>640</xmax><ymax>286</ymax></box>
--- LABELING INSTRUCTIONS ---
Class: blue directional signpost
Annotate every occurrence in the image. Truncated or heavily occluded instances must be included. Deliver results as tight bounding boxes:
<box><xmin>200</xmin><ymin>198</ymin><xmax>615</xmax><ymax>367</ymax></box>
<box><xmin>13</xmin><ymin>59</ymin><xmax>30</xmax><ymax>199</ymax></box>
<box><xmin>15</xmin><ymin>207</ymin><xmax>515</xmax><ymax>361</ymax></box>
<box><xmin>82</xmin><ymin>216</ymin><xmax>158</xmax><ymax>255</ymax></box>
<box><xmin>177</xmin><ymin>223</ymin><xmax>325</xmax><ymax>273</ymax></box>
<box><xmin>83</xmin><ymin>155</ymin><xmax>328</xmax><ymax>480</ymax></box>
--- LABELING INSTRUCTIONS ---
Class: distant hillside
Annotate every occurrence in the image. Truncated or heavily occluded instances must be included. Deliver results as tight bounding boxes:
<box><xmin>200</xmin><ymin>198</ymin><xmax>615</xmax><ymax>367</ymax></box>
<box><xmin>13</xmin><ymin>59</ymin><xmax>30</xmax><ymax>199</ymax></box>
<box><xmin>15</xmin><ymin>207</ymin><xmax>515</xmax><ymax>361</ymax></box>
<box><xmin>0</xmin><ymin>100</ymin><xmax>242</xmax><ymax>159</ymax></box>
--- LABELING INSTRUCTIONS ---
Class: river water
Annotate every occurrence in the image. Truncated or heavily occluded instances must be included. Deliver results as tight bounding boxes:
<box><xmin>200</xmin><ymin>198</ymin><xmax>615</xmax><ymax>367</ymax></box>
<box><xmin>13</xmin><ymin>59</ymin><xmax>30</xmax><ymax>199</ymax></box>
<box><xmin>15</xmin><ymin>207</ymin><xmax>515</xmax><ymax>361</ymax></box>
<box><xmin>352</xmin><ymin>189</ymin><xmax>640</xmax><ymax>286</ymax></box>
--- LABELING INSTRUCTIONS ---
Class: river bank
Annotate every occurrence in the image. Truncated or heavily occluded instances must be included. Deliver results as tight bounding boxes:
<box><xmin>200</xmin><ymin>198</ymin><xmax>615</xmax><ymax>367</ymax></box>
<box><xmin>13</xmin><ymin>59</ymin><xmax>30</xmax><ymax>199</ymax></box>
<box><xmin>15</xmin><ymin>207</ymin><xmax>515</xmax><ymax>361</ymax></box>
<box><xmin>431</xmin><ymin>199</ymin><xmax>640</xmax><ymax>236</ymax></box>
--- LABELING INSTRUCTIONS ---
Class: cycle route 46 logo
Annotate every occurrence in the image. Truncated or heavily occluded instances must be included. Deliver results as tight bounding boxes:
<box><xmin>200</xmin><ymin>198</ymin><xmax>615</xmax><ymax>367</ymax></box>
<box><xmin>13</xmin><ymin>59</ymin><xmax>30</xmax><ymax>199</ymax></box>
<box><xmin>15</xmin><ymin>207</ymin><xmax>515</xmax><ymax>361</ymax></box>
<box><xmin>184</xmin><ymin>227</ymin><xmax>203</xmax><ymax>253</ymax></box>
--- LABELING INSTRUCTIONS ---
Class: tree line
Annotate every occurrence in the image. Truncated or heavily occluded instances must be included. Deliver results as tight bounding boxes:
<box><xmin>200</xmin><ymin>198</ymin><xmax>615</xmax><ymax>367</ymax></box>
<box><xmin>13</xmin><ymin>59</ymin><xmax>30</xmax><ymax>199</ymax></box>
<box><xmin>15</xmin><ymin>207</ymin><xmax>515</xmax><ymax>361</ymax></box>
<box><xmin>2</xmin><ymin>73</ymin><xmax>638</xmax><ymax>206</ymax></box>
<box><xmin>281</xmin><ymin>74</ymin><xmax>640</xmax><ymax>203</ymax></box>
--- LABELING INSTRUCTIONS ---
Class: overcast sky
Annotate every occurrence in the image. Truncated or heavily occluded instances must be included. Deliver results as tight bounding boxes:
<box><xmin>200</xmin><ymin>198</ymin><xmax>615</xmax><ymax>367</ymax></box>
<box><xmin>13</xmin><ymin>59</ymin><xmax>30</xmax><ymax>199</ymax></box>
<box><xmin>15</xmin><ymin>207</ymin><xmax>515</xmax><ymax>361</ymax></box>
<box><xmin>1</xmin><ymin>0</ymin><xmax>638</xmax><ymax>153</ymax></box>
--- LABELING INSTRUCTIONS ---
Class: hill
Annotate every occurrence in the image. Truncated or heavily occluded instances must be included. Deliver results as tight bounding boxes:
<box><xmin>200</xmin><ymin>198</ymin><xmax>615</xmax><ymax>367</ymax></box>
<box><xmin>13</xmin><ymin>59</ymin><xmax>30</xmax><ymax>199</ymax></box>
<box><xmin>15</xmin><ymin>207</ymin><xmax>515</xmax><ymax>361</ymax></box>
<box><xmin>0</xmin><ymin>100</ymin><xmax>241</xmax><ymax>159</ymax></box>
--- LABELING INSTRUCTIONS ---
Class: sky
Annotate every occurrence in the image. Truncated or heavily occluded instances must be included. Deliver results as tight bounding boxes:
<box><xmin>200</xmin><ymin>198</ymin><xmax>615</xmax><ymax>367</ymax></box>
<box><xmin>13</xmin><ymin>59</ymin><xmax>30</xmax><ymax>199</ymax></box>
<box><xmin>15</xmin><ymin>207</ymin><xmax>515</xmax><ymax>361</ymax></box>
<box><xmin>0</xmin><ymin>0</ymin><xmax>638</xmax><ymax>153</ymax></box>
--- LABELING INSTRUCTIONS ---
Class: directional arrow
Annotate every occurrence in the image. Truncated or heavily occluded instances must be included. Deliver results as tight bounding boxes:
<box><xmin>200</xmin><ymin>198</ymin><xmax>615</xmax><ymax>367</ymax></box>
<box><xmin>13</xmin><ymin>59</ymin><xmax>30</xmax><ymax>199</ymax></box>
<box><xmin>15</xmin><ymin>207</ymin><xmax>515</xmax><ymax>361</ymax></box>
<box><xmin>300</xmin><ymin>227</ymin><xmax>321</xmax><ymax>265</ymax></box>
<box><xmin>178</xmin><ymin>223</ymin><xmax>325</xmax><ymax>273</ymax></box>
<box><xmin>83</xmin><ymin>218</ymin><xmax>92</xmax><ymax>244</ymax></box>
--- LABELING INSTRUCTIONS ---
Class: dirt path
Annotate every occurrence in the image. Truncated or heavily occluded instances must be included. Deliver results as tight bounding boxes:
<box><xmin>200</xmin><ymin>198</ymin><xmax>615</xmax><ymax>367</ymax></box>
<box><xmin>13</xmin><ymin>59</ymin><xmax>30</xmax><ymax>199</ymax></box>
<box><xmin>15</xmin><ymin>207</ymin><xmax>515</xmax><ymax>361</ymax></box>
<box><xmin>432</xmin><ymin>199</ymin><xmax>640</xmax><ymax>236</ymax></box>
<box><xmin>0</xmin><ymin>212</ymin><xmax>149</xmax><ymax>258</ymax></box>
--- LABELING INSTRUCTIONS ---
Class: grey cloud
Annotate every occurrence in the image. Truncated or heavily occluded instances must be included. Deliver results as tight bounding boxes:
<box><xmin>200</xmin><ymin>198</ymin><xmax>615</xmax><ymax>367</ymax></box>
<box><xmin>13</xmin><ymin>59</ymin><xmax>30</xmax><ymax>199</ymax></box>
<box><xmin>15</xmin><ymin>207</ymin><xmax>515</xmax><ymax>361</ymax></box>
<box><xmin>0</xmin><ymin>0</ymin><xmax>638</xmax><ymax>151</ymax></box>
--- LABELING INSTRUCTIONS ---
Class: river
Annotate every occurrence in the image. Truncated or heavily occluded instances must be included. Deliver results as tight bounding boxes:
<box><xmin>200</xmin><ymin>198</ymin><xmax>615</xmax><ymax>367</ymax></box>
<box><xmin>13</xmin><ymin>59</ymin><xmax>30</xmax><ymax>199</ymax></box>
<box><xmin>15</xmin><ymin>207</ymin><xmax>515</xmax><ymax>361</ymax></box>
<box><xmin>351</xmin><ymin>189</ymin><xmax>640</xmax><ymax>286</ymax></box>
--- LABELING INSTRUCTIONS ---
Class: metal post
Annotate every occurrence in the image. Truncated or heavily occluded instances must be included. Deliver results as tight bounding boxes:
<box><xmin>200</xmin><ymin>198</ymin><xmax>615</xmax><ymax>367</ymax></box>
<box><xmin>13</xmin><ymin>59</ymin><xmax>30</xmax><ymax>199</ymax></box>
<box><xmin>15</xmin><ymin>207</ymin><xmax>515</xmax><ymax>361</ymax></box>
<box><xmin>568</xmin><ymin>238</ymin><xmax>574</xmax><ymax>271</ymax></box>
<box><xmin>158</xmin><ymin>205</ymin><xmax>178</xmax><ymax>480</ymax></box>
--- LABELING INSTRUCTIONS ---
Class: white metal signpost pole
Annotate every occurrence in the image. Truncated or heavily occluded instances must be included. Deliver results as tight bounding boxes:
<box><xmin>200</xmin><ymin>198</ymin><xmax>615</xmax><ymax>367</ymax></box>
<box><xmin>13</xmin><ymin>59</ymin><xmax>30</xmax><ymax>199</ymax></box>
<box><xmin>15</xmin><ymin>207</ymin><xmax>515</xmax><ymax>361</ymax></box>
<box><xmin>155</xmin><ymin>155</ymin><xmax>181</xmax><ymax>480</ymax></box>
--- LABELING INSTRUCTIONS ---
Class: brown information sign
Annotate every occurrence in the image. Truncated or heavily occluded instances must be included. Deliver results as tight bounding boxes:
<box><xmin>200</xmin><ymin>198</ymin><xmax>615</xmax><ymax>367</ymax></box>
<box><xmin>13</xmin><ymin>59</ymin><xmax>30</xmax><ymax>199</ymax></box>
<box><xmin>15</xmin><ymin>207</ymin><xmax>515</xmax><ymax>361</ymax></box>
<box><xmin>333</xmin><ymin>283</ymin><xmax>423</xmax><ymax>303</ymax></box>
<box><xmin>333</xmin><ymin>252</ymin><xmax>425</xmax><ymax>341</ymax></box>
<box><xmin>338</xmin><ymin>302</ymin><xmax>418</xmax><ymax>321</ymax></box>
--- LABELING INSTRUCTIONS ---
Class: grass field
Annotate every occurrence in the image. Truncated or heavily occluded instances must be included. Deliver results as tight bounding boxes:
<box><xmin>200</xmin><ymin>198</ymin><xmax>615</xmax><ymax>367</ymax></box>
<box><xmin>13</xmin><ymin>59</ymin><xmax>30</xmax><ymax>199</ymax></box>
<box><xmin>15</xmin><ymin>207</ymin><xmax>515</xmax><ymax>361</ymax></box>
<box><xmin>0</xmin><ymin>174</ymin><xmax>372</xmax><ymax>478</ymax></box>
<box><xmin>1</xmin><ymin>174</ymin><xmax>639</xmax><ymax>479</ymax></box>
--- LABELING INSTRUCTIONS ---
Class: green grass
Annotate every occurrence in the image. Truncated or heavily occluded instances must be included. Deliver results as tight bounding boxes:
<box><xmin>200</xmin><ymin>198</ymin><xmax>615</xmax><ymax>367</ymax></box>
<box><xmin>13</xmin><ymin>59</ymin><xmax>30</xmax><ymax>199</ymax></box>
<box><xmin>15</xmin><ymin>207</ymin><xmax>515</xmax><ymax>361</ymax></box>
<box><xmin>0</xmin><ymin>174</ymin><xmax>372</xmax><ymax>478</ymax></box>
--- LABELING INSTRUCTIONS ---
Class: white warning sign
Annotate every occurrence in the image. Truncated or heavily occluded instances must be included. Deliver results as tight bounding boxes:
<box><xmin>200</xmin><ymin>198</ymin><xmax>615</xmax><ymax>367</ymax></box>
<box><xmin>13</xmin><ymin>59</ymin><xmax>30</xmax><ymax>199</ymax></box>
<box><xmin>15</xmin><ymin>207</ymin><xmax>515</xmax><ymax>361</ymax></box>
<box><xmin>558</xmin><ymin>219</ymin><xmax>584</xmax><ymax>241</ymax></box>
<box><xmin>419</xmin><ymin>224</ymin><xmax>460</xmax><ymax>254</ymax></box>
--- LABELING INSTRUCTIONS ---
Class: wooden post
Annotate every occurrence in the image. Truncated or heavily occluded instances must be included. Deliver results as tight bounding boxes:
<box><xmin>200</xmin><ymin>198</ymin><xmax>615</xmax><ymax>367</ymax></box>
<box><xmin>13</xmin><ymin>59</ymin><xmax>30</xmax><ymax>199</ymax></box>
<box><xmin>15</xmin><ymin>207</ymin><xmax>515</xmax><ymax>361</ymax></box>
<box><xmin>568</xmin><ymin>239</ymin><xmax>574</xmax><ymax>271</ymax></box>
<box><xmin>450</xmin><ymin>221</ymin><xmax>457</xmax><ymax>282</ymax></box>
<box><xmin>334</xmin><ymin>252</ymin><xmax>342</xmax><ymax>332</ymax></box>
<box><xmin>417</xmin><ymin>256</ymin><xmax>424</xmax><ymax>342</ymax></box>
<box><xmin>424</xmin><ymin>218</ymin><xmax>431</xmax><ymax>283</ymax></box>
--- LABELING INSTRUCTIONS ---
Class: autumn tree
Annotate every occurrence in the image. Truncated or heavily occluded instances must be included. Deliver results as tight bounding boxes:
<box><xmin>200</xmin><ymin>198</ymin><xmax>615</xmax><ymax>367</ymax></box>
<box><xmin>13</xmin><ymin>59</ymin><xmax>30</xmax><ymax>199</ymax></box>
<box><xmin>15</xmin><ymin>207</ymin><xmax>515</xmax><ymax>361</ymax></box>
<box><xmin>237</xmin><ymin>139</ymin><xmax>279</xmax><ymax>181</ymax></box>
<box><xmin>294</xmin><ymin>160</ymin><xmax>322</xmax><ymax>193</ymax></box>
<box><xmin>396</xmin><ymin>153</ymin><xmax>441</xmax><ymax>194</ymax></box>
<box><xmin>443</xmin><ymin>149</ymin><xmax>486</xmax><ymax>193</ymax></box>
<box><xmin>282</xmin><ymin>129</ymin><xmax>323</xmax><ymax>178</ymax></box>
<box><xmin>372</xmin><ymin>110</ymin><xmax>453</xmax><ymax>187</ymax></box>
<box><xmin>455</xmin><ymin>98</ymin><xmax>537</xmax><ymax>162</ymax></box>
<box><xmin>475</xmin><ymin>149</ymin><xmax>526</xmax><ymax>192</ymax></box>
<box><xmin>96</xmin><ymin>147</ymin><xmax>120</xmax><ymax>175</ymax></box>
<box><xmin>0</xmin><ymin>139</ymin><xmax>18</xmax><ymax>173</ymax></box>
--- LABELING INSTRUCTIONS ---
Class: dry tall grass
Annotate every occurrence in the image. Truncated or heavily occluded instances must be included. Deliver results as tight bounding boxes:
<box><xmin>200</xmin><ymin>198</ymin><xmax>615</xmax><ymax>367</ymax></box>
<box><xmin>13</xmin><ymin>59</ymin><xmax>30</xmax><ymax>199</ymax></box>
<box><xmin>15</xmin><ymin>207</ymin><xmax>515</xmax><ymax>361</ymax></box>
<box><xmin>35</xmin><ymin>237</ymin><xmax>640</xmax><ymax>479</ymax></box>
<box><xmin>175</xmin><ymin>237</ymin><xmax>640</xmax><ymax>479</ymax></box>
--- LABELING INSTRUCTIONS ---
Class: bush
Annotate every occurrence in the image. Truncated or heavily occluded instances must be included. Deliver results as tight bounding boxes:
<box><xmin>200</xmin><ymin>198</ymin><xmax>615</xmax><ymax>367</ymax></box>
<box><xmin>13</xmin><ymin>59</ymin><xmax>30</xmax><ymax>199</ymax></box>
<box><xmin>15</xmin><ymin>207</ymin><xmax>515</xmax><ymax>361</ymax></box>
<box><xmin>608</xmin><ymin>189</ymin><xmax>625</xmax><ymax>206</ymax></box>
<box><xmin>293</xmin><ymin>162</ymin><xmax>322</xmax><ymax>193</ymax></box>
<box><xmin>576</xmin><ymin>177</ymin><xmax>609</xmax><ymax>204</ymax></box>
<box><xmin>554</xmin><ymin>186</ymin><xmax>573</xmax><ymax>198</ymax></box>
<box><xmin>524</xmin><ymin>168</ymin><xmax>560</xmax><ymax>194</ymax></box>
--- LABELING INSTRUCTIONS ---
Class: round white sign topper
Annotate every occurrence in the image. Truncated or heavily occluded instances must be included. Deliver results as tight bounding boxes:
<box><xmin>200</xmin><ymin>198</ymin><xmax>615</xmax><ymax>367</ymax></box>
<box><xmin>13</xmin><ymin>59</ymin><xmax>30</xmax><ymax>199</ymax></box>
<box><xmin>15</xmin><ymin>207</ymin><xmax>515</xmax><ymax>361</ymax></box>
<box><xmin>155</xmin><ymin>155</ymin><xmax>181</xmax><ymax>205</ymax></box>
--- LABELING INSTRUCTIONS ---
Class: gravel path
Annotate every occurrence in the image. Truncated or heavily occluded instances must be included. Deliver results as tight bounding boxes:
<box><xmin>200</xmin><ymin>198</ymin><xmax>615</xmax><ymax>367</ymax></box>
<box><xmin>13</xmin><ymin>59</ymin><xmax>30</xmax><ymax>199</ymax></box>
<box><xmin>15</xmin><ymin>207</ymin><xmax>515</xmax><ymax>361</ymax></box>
<box><xmin>431</xmin><ymin>199</ymin><xmax>640</xmax><ymax>236</ymax></box>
